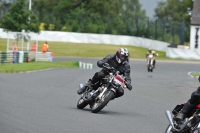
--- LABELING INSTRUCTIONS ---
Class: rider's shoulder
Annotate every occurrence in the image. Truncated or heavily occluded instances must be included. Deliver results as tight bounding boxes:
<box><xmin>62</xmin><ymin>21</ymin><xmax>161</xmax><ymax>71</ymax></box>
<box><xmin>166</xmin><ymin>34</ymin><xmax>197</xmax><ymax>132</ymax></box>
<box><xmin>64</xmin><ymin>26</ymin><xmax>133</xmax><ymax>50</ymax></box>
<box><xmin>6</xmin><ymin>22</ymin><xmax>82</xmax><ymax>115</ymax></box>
<box><xmin>122</xmin><ymin>60</ymin><xmax>130</xmax><ymax>66</ymax></box>
<box><xmin>102</xmin><ymin>54</ymin><xmax>114</xmax><ymax>59</ymax></box>
<box><xmin>105</xmin><ymin>54</ymin><xmax>115</xmax><ymax>58</ymax></box>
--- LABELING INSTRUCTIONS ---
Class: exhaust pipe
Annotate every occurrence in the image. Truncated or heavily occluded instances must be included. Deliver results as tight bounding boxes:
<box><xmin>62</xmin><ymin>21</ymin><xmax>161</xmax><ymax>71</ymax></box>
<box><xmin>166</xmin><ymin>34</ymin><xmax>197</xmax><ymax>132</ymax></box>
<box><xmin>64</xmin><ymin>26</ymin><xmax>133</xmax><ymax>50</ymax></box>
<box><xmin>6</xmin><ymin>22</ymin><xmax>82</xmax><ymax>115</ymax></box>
<box><xmin>165</xmin><ymin>110</ymin><xmax>174</xmax><ymax>128</ymax></box>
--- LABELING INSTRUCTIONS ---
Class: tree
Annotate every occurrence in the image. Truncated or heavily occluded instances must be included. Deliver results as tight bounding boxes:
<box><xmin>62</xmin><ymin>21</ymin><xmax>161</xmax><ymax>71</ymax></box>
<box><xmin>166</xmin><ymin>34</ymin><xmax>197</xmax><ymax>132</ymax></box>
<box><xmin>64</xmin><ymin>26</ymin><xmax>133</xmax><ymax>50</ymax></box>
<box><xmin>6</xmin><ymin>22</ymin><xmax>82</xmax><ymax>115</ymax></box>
<box><xmin>154</xmin><ymin>0</ymin><xmax>193</xmax><ymax>42</ymax></box>
<box><xmin>1</xmin><ymin>0</ymin><xmax>40</xmax><ymax>33</ymax></box>
<box><xmin>0</xmin><ymin>0</ymin><xmax>10</xmax><ymax>23</ymax></box>
<box><xmin>31</xmin><ymin>0</ymin><xmax>147</xmax><ymax>35</ymax></box>
<box><xmin>154</xmin><ymin>0</ymin><xmax>193</xmax><ymax>23</ymax></box>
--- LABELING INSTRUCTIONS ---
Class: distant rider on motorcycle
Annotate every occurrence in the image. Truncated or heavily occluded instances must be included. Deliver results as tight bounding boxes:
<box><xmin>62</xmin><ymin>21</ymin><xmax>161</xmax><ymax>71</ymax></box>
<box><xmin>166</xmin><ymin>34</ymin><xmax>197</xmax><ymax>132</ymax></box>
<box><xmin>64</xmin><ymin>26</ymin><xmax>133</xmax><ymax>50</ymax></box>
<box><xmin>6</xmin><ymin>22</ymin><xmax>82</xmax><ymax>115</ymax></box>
<box><xmin>146</xmin><ymin>48</ymin><xmax>159</xmax><ymax>68</ymax></box>
<box><xmin>77</xmin><ymin>48</ymin><xmax>132</xmax><ymax>99</ymax></box>
<box><xmin>175</xmin><ymin>76</ymin><xmax>200</xmax><ymax>121</ymax></box>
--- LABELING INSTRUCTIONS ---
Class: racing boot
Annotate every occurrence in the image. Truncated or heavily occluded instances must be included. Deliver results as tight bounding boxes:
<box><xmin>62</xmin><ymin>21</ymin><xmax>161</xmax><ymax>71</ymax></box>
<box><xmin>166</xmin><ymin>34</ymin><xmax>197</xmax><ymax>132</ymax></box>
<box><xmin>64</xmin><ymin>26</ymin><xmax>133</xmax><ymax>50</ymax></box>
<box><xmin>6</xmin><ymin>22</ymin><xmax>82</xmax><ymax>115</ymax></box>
<box><xmin>77</xmin><ymin>79</ymin><xmax>94</xmax><ymax>95</ymax></box>
<box><xmin>174</xmin><ymin>102</ymin><xmax>195</xmax><ymax>121</ymax></box>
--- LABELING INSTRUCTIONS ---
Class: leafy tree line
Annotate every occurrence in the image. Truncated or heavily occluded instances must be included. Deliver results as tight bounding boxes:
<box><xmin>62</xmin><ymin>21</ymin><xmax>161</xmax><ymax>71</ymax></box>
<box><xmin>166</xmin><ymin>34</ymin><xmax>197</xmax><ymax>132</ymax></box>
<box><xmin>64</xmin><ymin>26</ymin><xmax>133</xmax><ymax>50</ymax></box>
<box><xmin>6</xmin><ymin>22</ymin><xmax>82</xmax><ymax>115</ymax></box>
<box><xmin>154</xmin><ymin>0</ymin><xmax>193</xmax><ymax>42</ymax></box>
<box><xmin>0</xmin><ymin>0</ymin><xmax>193</xmax><ymax>44</ymax></box>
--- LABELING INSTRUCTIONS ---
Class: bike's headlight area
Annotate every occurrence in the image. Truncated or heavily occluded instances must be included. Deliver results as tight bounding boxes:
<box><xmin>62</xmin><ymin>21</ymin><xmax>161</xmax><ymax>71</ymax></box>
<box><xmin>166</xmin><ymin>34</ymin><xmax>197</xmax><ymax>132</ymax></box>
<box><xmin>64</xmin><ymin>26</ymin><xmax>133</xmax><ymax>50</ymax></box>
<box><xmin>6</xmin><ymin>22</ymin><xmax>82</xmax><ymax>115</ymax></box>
<box><xmin>112</xmin><ymin>81</ymin><xmax>122</xmax><ymax>87</ymax></box>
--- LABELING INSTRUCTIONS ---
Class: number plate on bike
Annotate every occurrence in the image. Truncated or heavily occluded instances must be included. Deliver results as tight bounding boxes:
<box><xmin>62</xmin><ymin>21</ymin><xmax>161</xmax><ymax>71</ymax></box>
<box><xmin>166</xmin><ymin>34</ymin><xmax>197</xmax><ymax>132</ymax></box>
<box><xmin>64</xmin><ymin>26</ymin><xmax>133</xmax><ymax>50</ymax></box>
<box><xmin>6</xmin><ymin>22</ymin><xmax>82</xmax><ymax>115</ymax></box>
<box><xmin>114</xmin><ymin>75</ymin><xmax>125</xmax><ymax>85</ymax></box>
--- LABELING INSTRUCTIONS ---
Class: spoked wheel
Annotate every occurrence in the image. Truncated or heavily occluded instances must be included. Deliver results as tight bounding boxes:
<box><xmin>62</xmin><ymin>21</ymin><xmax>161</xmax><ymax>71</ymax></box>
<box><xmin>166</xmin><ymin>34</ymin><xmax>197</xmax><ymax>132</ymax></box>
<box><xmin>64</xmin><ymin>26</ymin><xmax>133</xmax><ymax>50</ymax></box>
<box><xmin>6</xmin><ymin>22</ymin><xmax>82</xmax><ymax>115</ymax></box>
<box><xmin>165</xmin><ymin>125</ymin><xmax>174</xmax><ymax>133</ymax></box>
<box><xmin>77</xmin><ymin>97</ymin><xmax>88</xmax><ymax>109</ymax></box>
<box><xmin>166</xmin><ymin>124</ymin><xmax>192</xmax><ymax>133</ymax></box>
<box><xmin>91</xmin><ymin>91</ymin><xmax>115</xmax><ymax>113</ymax></box>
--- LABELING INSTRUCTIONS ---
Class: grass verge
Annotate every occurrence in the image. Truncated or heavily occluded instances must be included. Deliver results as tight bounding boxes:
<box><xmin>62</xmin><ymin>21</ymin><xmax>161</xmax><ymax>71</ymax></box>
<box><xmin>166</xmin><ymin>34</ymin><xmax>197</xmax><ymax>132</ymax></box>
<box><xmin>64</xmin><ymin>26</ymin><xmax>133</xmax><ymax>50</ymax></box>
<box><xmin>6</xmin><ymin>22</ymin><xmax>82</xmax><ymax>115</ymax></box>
<box><xmin>190</xmin><ymin>72</ymin><xmax>200</xmax><ymax>77</ymax></box>
<box><xmin>0</xmin><ymin>61</ymin><xmax>79</xmax><ymax>73</ymax></box>
<box><xmin>0</xmin><ymin>38</ymin><xmax>167</xmax><ymax>59</ymax></box>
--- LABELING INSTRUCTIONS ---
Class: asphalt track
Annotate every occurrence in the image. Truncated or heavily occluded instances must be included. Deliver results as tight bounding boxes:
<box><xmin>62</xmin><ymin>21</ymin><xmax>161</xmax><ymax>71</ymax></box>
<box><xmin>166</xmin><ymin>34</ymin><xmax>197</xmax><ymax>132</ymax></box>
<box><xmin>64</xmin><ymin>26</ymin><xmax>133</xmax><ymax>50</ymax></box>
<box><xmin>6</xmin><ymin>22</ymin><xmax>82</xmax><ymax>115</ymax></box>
<box><xmin>0</xmin><ymin>57</ymin><xmax>200</xmax><ymax>133</ymax></box>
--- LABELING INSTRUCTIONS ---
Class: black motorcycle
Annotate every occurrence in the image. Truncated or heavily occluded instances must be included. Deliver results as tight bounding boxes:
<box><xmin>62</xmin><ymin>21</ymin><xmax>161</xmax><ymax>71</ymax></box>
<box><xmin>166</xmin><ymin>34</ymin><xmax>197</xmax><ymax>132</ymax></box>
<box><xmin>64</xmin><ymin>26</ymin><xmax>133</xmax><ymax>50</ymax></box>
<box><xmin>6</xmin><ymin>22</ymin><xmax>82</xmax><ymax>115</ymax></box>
<box><xmin>77</xmin><ymin>64</ymin><xmax>128</xmax><ymax>113</ymax></box>
<box><xmin>165</xmin><ymin>102</ymin><xmax>200</xmax><ymax>133</ymax></box>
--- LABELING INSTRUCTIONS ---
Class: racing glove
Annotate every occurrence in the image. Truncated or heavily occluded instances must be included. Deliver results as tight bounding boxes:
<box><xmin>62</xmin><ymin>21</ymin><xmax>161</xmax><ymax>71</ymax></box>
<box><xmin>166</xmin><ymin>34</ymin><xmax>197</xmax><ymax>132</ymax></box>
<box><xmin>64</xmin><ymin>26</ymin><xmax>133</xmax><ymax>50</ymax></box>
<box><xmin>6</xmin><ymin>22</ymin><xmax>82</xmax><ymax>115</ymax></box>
<box><xmin>103</xmin><ymin>63</ymin><xmax>109</xmax><ymax>67</ymax></box>
<box><xmin>126</xmin><ymin>84</ymin><xmax>132</xmax><ymax>91</ymax></box>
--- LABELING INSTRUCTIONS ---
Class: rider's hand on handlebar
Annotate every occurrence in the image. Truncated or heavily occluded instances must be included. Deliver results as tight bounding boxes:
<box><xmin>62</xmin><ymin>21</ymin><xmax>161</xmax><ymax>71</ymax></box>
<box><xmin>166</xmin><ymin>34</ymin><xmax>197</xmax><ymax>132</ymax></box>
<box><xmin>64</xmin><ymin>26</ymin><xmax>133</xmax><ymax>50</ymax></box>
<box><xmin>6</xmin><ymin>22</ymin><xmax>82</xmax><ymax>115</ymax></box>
<box><xmin>103</xmin><ymin>63</ymin><xmax>109</xmax><ymax>67</ymax></box>
<box><xmin>108</xmin><ymin>67</ymin><xmax>115</xmax><ymax>73</ymax></box>
<box><xmin>126</xmin><ymin>84</ymin><xmax>132</xmax><ymax>91</ymax></box>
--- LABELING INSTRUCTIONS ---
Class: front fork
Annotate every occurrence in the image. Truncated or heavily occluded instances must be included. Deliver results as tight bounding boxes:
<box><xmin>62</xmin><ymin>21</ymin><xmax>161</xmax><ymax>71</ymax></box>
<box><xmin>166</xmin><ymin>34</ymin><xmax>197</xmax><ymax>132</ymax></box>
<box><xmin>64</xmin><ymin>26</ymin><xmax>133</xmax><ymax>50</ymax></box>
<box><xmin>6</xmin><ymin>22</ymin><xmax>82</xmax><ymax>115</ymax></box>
<box><xmin>97</xmin><ymin>82</ymin><xmax>116</xmax><ymax>100</ymax></box>
<box><xmin>147</xmin><ymin>60</ymin><xmax>153</xmax><ymax>67</ymax></box>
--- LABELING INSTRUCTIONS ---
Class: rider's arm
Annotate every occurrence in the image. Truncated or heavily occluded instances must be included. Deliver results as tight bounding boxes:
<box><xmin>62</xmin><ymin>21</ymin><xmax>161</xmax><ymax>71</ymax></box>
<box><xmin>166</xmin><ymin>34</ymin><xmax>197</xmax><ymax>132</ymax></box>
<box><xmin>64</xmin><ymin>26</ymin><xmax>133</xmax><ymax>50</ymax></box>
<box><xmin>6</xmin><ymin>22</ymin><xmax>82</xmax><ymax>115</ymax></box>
<box><xmin>156</xmin><ymin>53</ymin><xmax>159</xmax><ymax>56</ymax></box>
<box><xmin>123</xmin><ymin>63</ymin><xmax>132</xmax><ymax>90</ymax></box>
<box><xmin>97</xmin><ymin>55</ymin><xmax>113</xmax><ymax>68</ymax></box>
<box><xmin>146</xmin><ymin>52</ymin><xmax>149</xmax><ymax>57</ymax></box>
<box><xmin>123</xmin><ymin>63</ymin><xmax>131</xmax><ymax>85</ymax></box>
<box><xmin>152</xmin><ymin>51</ymin><xmax>159</xmax><ymax>57</ymax></box>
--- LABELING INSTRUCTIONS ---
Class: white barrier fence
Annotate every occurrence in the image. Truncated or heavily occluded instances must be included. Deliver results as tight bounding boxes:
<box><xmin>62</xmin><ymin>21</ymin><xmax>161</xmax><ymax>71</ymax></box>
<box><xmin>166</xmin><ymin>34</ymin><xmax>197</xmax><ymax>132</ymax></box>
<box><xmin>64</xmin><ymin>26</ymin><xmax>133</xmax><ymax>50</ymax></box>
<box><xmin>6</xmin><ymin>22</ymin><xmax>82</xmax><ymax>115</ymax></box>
<box><xmin>28</xmin><ymin>51</ymin><xmax>52</xmax><ymax>62</ymax></box>
<box><xmin>1</xmin><ymin>28</ymin><xmax>200</xmax><ymax>60</ymax></box>
<box><xmin>166</xmin><ymin>47</ymin><xmax>200</xmax><ymax>60</ymax></box>
<box><xmin>0</xmin><ymin>28</ymin><xmax>169</xmax><ymax>52</ymax></box>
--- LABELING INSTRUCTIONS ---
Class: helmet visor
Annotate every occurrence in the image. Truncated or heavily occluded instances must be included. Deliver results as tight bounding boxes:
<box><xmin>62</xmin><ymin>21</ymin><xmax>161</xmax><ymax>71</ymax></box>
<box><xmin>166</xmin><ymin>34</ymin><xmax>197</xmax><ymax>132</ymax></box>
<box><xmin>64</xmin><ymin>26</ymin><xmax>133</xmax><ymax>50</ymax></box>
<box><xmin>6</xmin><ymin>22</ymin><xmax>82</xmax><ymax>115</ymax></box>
<box><xmin>119</xmin><ymin>55</ymin><xmax>126</xmax><ymax>61</ymax></box>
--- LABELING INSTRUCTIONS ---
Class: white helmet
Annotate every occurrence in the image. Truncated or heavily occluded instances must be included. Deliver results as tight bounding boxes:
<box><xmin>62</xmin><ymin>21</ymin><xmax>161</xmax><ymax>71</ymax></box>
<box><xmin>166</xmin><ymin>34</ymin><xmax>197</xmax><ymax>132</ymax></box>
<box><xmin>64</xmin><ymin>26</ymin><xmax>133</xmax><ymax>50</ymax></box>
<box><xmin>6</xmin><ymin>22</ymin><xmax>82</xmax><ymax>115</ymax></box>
<box><xmin>115</xmin><ymin>48</ymin><xmax>129</xmax><ymax>63</ymax></box>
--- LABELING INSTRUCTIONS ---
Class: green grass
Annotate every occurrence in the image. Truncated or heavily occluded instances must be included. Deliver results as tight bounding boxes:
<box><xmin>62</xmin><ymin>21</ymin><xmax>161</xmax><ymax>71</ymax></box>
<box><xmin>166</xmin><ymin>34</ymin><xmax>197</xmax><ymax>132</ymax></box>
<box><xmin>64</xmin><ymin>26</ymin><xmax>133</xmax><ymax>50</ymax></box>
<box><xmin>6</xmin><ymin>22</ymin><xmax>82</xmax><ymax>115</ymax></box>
<box><xmin>190</xmin><ymin>72</ymin><xmax>200</xmax><ymax>77</ymax></box>
<box><xmin>0</xmin><ymin>38</ymin><xmax>167</xmax><ymax>59</ymax></box>
<box><xmin>0</xmin><ymin>62</ymin><xmax>79</xmax><ymax>73</ymax></box>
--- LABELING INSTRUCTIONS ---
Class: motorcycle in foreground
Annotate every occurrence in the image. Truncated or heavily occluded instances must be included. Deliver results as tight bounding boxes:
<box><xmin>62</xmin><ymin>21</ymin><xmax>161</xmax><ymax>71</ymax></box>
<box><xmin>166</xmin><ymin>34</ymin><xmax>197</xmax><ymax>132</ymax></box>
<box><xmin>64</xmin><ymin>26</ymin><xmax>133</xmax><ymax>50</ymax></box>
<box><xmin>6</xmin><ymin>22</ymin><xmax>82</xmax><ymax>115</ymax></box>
<box><xmin>165</xmin><ymin>102</ymin><xmax>200</xmax><ymax>133</ymax></box>
<box><xmin>146</xmin><ymin>54</ymin><xmax>154</xmax><ymax>72</ymax></box>
<box><xmin>77</xmin><ymin>64</ymin><xmax>128</xmax><ymax>113</ymax></box>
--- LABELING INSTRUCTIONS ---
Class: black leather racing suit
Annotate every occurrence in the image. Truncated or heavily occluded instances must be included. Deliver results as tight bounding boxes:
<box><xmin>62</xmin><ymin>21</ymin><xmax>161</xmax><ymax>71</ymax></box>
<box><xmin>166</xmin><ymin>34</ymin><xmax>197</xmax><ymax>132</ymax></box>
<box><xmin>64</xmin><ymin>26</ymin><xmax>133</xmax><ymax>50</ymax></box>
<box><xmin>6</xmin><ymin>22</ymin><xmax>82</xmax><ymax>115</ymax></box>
<box><xmin>90</xmin><ymin>54</ymin><xmax>132</xmax><ymax>98</ymax></box>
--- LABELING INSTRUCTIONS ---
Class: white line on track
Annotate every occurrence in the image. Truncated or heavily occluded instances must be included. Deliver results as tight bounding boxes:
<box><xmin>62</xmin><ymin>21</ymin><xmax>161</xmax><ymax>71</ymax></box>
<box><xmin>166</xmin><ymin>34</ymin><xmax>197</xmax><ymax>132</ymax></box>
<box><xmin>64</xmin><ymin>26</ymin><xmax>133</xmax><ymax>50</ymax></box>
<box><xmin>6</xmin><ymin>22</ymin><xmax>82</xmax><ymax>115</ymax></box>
<box><xmin>25</xmin><ymin>68</ymin><xmax>54</xmax><ymax>73</ymax></box>
<box><xmin>188</xmin><ymin>71</ymin><xmax>199</xmax><ymax>79</ymax></box>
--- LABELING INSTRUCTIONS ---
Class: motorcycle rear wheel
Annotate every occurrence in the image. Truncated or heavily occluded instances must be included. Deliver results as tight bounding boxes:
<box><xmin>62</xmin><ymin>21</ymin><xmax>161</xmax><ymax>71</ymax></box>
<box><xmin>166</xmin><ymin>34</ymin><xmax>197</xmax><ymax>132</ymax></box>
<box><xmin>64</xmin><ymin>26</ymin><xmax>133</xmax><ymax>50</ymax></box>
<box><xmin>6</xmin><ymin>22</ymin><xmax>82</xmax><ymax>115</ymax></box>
<box><xmin>91</xmin><ymin>90</ymin><xmax>115</xmax><ymax>113</ymax></box>
<box><xmin>77</xmin><ymin>97</ymin><xmax>88</xmax><ymax>109</ymax></box>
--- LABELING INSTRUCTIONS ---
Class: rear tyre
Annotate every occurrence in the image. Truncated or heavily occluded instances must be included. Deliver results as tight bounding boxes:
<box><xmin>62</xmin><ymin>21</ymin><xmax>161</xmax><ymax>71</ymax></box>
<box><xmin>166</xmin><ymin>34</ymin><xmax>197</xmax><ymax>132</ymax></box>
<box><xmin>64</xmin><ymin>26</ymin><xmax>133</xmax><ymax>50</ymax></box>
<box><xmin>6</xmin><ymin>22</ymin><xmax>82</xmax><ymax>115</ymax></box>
<box><xmin>77</xmin><ymin>97</ymin><xmax>88</xmax><ymax>109</ymax></box>
<box><xmin>91</xmin><ymin>91</ymin><xmax>115</xmax><ymax>113</ymax></box>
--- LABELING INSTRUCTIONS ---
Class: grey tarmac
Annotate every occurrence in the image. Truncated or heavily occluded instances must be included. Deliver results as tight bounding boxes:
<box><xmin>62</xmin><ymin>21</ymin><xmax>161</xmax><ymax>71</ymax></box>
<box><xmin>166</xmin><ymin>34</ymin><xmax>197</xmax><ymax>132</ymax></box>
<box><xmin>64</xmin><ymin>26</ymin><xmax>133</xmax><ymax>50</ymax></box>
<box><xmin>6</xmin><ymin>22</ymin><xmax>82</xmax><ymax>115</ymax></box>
<box><xmin>0</xmin><ymin>57</ymin><xmax>199</xmax><ymax>133</ymax></box>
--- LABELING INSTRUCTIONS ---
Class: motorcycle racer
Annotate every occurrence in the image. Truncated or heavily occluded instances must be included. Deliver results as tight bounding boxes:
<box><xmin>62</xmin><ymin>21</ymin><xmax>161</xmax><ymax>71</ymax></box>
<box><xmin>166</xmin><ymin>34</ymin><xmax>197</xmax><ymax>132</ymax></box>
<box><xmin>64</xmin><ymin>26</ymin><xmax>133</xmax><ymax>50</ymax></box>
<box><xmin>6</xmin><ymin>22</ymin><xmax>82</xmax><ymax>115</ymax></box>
<box><xmin>146</xmin><ymin>48</ymin><xmax>159</xmax><ymax>68</ymax></box>
<box><xmin>77</xmin><ymin>48</ymin><xmax>132</xmax><ymax>99</ymax></box>
<box><xmin>175</xmin><ymin>76</ymin><xmax>200</xmax><ymax>121</ymax></box>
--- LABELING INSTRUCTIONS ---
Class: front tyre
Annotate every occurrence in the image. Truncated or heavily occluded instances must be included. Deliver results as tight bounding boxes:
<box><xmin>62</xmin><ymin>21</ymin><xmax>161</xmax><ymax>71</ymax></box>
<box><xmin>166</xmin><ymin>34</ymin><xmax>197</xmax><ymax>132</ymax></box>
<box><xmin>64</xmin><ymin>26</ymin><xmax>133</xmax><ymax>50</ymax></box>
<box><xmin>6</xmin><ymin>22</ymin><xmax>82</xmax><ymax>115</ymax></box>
<box><xmin>91</xmin><ymin>90</ymin><xmax>115</xmax><ymax>113</ymax></box>
<box><xmin>77</xmin><ymin>97</ymin><xmax>88</xmax><ymax>109</ymax></box>
<box><xmin>165</xmin><ymin>125</ymin><xmax>173</xmax><ymax>133</ymax></box>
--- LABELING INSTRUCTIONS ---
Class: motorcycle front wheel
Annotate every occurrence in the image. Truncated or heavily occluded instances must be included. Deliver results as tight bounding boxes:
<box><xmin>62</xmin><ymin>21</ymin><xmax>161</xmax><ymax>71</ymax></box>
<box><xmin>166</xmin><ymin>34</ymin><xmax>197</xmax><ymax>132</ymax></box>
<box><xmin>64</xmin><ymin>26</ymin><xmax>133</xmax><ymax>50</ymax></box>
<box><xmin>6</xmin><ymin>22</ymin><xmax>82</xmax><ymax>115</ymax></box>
<box><xmin>91</xmin><ymin>90</ymin><xmax>115</xmax><ymax>113</ymax></box>
<box><xmin>165</xmin><ymin>125</ymin><xmax>173</xmax><ymax>133</ymax></box>
<box><xmin>166</xmin><ymin>124</ymin><xmax>192</xmax><ymax>133</ymax></box>
<box><xmin>77</xmin><ymin>97</ymin><xmax>88</xmax><ymax>109</ymax></box>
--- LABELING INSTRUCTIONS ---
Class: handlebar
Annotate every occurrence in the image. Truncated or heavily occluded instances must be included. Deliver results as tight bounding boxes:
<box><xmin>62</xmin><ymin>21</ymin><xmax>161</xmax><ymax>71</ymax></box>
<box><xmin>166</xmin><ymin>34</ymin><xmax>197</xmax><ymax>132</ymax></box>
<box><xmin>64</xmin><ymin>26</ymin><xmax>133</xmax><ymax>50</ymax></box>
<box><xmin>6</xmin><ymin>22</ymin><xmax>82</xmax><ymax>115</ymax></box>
<box><xmin>103</xmin><ymin>63</ymin><xmax>115</xmax><ymax>73</ymax></box>
<box><xmin>103</xmin><ymin>63</ymin><xmax>131</xmax><ymax>90</ymax></box>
